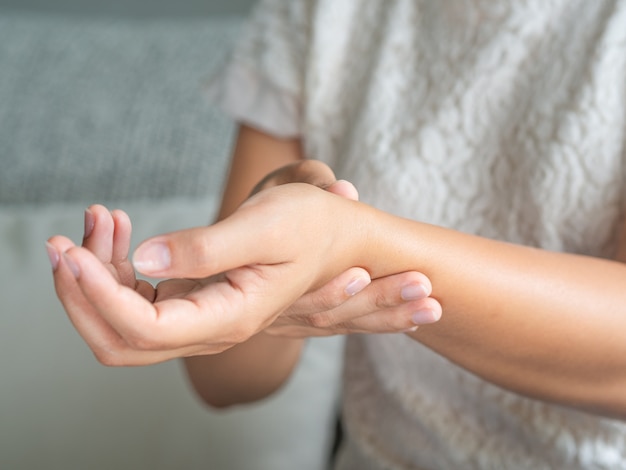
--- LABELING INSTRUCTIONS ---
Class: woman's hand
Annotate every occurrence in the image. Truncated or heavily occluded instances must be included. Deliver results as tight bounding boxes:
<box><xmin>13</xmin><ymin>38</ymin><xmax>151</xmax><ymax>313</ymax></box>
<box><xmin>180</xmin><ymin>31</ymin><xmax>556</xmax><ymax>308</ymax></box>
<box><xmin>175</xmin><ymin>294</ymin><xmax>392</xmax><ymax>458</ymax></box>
<box><xmin>47</xmin><ymin>184</ymin><xmax>440</xmax><ymax>366</ymax></box>
<box><xmin>246</xmin><ymin>159</ymin><xmax>442</xmax><ymax>337</ymax></box>
<box><xmin>267</xmin><ymin>268</ymin><xmax>440</xmax><ymax>337</ymax></box>
<box><xmin>130</xmin><ymin>182</ymin><xmax>440</xmax><ymax>334</ymax></box>
<box><xmin>47</xmin><ymin>205</ymin><xmax>246</xmax><ymax>366</ymax></box>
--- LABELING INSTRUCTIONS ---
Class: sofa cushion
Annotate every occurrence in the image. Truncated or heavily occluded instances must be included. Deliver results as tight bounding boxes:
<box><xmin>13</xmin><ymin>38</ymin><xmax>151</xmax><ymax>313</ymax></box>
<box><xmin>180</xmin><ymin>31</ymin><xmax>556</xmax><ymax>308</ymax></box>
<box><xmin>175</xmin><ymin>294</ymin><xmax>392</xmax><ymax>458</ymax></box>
<box><xmin>0</xmin><ymin>11</ymin><xmax>238</xmax><ymax>203</ymax></box>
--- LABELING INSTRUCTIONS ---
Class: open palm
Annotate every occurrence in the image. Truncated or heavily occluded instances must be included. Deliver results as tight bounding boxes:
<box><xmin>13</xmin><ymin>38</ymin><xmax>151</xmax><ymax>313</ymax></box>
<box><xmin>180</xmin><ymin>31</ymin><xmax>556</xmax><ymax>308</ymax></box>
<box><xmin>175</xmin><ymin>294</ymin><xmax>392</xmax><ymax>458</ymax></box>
<box><xmin>48</xmin><ymin>204</ymin><xmax>303</xmax><ymax>366</ymax></box>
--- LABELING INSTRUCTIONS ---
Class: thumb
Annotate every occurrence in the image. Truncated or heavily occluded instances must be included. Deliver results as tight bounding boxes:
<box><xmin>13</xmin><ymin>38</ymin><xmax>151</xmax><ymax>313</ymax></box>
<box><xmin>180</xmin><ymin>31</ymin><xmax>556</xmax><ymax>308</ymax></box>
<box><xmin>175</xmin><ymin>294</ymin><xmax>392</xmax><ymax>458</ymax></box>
<box><xmin>132</xmin><ymin>216</ymin><xmax>281</xmax><ymax>279</ymax></box>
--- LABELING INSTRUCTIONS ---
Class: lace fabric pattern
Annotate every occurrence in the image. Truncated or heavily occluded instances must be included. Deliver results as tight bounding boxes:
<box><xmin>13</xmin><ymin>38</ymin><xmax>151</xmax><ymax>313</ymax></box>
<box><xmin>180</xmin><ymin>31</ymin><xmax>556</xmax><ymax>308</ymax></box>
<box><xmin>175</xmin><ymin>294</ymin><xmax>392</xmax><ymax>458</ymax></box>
<box><xmin>214</xmin><ymin>0</ymin><xmax>626</xmax><ymax>468</ymax></box>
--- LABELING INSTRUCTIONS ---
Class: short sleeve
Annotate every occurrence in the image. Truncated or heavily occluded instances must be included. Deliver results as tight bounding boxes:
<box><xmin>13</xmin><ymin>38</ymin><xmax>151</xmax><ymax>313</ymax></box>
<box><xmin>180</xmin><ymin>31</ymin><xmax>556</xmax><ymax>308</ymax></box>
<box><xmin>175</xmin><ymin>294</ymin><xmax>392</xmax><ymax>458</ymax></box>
<box><xmin>206</xmin><ymin>0</ymin><xmax>311</xmax><ymax>139</ymax></box>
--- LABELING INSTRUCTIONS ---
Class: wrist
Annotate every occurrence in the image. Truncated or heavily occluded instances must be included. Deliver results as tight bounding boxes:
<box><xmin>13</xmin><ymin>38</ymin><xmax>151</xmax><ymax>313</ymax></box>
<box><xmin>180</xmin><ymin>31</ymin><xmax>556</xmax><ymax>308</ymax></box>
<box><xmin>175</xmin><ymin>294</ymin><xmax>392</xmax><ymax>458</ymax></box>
<box><xmin>349</xmin><ymin>205</ymin><xmax>436</xmax><ymax>280</ymax></box>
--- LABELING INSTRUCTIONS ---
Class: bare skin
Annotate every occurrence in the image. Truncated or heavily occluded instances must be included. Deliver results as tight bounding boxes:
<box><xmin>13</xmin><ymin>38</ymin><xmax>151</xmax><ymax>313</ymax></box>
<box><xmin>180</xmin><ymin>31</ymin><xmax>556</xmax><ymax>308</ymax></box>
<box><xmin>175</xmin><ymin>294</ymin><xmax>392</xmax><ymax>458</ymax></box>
<box><xmin>48</xmin><ymin>126</ymin><xmax>626</xmax><ymax>419</ymax></box>
<box><xmin>47</xmin><ymin>126</ymin><xmax>441</xmax><ymax>406</ymax></box>
<box><xmin>142</xmin><ymin>183</ymin><xmax>626</xmax><ymax>419</ymax></box>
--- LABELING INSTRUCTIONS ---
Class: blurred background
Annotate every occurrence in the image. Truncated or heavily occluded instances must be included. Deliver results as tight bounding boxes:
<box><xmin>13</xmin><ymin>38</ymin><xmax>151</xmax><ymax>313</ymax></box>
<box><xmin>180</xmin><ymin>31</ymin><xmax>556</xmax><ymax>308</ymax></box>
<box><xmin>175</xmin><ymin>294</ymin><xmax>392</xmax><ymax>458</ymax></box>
<box><xmin>1</xmin><ymin>0</ymin><xmax>256</xmax><ymax>17</ymax></box>
<box><xmin>0</xmin><ymin>1</ymin><xmax>344</xmax><ymax>468</ymax></box>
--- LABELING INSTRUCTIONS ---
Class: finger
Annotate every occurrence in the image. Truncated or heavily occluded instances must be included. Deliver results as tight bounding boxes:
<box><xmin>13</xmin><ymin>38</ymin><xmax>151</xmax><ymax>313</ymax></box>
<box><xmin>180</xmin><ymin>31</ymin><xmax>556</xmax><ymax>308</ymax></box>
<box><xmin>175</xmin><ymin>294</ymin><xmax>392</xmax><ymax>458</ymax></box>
<box><xmin>86</xmin><ymin>333</ymin><xmax>232</xmax><ymax>367</ymax></box>
<box><xmin>325</xmin><ymin>180</ymin><xmax>359</xmax><ymax>201</ymax></box>
<box><xmin>268</xmin><ymin>296</ymin><xmax>442</xmax><ymax>338</ymax></box>
<box><xmin>342</xmin><ymin>296</ymin><xmax>442</xmax><ymax>333</ymax></box>
<box><xmin>51</xmin><ymin>244</ymin><xmax>129</xmax><ymax>356</ymax></box>
<box><xmin>131</xmin><ymin>189</ymin><xmax>301</xmax><ymax>279</ymax></box>
<box><xmin>268</xmin><ymin>298</ymin><xmax>442</xmax><ymax>337</ymax></box>
<box><xmin>111</xmin><ymin>209</ymin><xmax>132</xmax><ymax>264</ymax></box>
<box><xmin>47</xmin><ymin>234</ymin><xmax>76</xmax><ymax>254</ymax></box>
<box><xmin>285</xmin><ymin>267</ymin><xmax>371</xmax><ymax>316</ymax></box>
<box><xmin>50</xmin><ymin>242</ymin><xmax>221</xmax><ymax>366</ymax></box>
<box><xmin>46</xmin><ymin>234</ymin><xmax>73</xmax><ymax>286</ymax></box>
<box><xmin>94</xmin><ymin>343</ymin><xmax>234</xmax><ymax>367</ymax></box>
<box><xmin>292</xmin><ymin>160</ymin><xmax>336</xmax><ymax>187</ymax></box>
<box><xmin>135</xmin><ymin>279</ymin><xmax>157</xmax><ymax>302</ymax></box>
<box><xmin>291</xmin><ymin>271</ymin><xmax>433</xmax><ymax>327</ymax></box>
<box><xmin>110</xmin><ymin>209</ymin><xmax>136</xmax><ymax>287</ymax></box>
<box><xmin>252</xmin><ymin>160</ymin><xmax>337</xmax><ymax>195</ymax></box>
<box><xmin>82</xmin><ymin>204</ymin><xmax>114</xmax><ymax>262</ymax></box>
<box><xmin>67</xmin><ymin>246</ymin><xmax>284</xmax><ymax>351</ymax></box>
<box><xmin>279</xmin><ymin>271</ymin><xmax>437</xmax><ymax>333</ymax></box>
<box><xmin>62</xmin><ymin>245</ymin><xmax>167</xmax><ymax>348</ymax></box>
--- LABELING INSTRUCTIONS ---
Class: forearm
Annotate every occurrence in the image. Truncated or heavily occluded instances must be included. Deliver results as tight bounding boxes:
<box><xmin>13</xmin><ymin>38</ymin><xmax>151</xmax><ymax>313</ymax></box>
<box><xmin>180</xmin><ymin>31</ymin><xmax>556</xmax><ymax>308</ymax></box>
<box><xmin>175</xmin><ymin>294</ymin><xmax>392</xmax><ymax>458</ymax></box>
<box><xmin>185</xmin><ymin>333</ymin><xmax>304</xmax><ymax>408</ymax></box>
<box><xmin>360</xmin><ymin>206</ymin><xmax>626</xmax><ymax>418</ymax></box>
<box><xmin>184</xmin><ymin>125</ymin><xmax>305</xmax><ymax>407</ymax></box>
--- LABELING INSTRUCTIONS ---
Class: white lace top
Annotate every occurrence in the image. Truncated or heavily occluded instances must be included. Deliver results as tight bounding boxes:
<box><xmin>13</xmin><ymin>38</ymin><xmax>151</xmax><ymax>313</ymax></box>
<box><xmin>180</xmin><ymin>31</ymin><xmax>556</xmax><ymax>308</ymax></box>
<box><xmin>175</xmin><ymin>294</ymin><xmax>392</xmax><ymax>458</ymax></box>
<box><xmin>212</xmin><ymin>0</ymin><xmax>626</xmax><ymax>468</ymax></box>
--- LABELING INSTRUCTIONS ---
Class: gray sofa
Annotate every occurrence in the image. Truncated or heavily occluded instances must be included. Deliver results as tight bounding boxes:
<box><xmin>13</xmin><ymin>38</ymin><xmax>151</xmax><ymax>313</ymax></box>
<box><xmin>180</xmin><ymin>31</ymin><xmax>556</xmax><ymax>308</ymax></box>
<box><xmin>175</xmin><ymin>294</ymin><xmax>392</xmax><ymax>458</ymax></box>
<box><xmin>0</xmin><ymin>3</ymin><xmax>343</xmax><ymax>469</ymax></box>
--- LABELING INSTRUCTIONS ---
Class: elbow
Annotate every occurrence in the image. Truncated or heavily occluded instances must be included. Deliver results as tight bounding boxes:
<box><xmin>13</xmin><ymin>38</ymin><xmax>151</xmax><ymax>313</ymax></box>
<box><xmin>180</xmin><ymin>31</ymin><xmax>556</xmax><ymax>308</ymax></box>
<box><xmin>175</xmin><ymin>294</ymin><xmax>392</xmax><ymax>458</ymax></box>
<box><xmin>181</xmin><ymin>338</ymin><xmax>304</xmax><ymax>410</ymax></box>
<box><xmin>562</xmin><ymin>374</ymin><xmax>626</xmax><ymax>422</ymax></box>
<box><xmin>586</xmin><ymin>383</ymin><xmax>626</xmax><ymax>422</ymax></box>
<box><xmin>184</xmin><ymin>375</ymin><xmax>242</xmax><ymax>410</ymax></box>
<box><xmin>194</xmin><ymin>390</ymin><xmax>238</xmax><ymax>410</ymax></box>
<box><xmin>183</xmin><ymin>361</ymin><xmax>287</xmax><ymax>409</ymax></box>
<box><xmin>190</xmin><ymin>382</ymin><xmax>281</xmax><ymax>410</ymax></box>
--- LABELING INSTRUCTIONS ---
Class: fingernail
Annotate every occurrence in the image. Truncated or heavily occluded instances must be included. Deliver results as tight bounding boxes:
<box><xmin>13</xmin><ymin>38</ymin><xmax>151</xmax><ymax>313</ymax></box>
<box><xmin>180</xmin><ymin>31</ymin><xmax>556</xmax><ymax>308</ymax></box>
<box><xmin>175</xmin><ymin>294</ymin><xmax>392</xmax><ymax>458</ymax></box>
<box><xmin>401</xmin><ymin>284</ymin><xmax>428</xmax><ymax>301</ymax></box>
<box><xmin>345</xmin><ymin>277</ymin><xmax>370</xmax><ymax>296</ymax></box>
<box><xmin>63</xmin><ymin>253</ymin><xmax>80</xmax><ymax>278</ymax></box>
<box><xmin>411</xmin><ymin>309</ymin><xmax>440</xmax><ymax>325</ymax></box>
<box><xmin>84</xmin><ymin>208</ymin><xmax>95</xmax><ymax>239</ymax></box>
<box><xmin>133</xmin><ymin>241</ymin><xmax>171</xmax><ymax>274</ymax></box>
<box><xmin>45</xmin><ymin>242</ymin><xmax>59</xmax><ymax>271</ymax></box>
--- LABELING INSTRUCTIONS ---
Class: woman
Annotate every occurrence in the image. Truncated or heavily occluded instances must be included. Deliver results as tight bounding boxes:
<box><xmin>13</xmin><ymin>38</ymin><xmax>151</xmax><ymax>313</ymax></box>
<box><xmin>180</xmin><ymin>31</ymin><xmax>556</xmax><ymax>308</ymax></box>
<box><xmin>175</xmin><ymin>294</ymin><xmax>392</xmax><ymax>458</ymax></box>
<box><xmin>48</xmin><ymin>1</ymin><xmax>626</xmax><ymax>467</ymax></box>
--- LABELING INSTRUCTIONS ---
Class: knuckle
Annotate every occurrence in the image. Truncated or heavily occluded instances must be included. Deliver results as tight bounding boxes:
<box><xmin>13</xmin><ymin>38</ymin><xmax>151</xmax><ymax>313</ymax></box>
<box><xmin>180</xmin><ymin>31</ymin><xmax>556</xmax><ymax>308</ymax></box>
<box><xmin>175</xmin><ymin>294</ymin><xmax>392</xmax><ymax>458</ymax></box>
<box><xmin>123</xmin><ymin>328</ymin><xmax>164</xmax><ymax>351</ymax></box>
<box><xmin>91</xmin><ymin>337</ymin><xmax>128</xmax><ymax>367</ymax></box>
<box><xmin>325</xmin><ymin>320</ymin><xmax>353</xmax><ymax>335</ymax></box>
<box><xmin>371</xmin><ymin>289</ymin><xmax>392</xmax><ymax>310</ymax></box>
<box><xmin>315</xmin><ymin>291</ymin><xmax>345</xmax><ymax>311</ymax></box>
<box><xmin>185</xmin><ymin>235</ymin><xmax>216</xmax><ymax>270</ymax></box>
<box><xmin>226</xmin><ymin>321</ymin><xmax>259</xmax><ymax>345</ymax></box>
<box><xmin>228</xmin><ymin>328</ymin><xmax>253</xmax><ymax>345</ymax></box>
<box><xmin>93</xmin><ymin>349</ymin><xmax>126</xmax><ymax>367</ymax></box>
<box><xmin>295</xmin><ymin>159</ymin><xmax>333</xmax><ymax>183</ymax></box>
<box><xmin>352</xmin><ymin>310</ymin><xmax>401</xmax><ymax>334</ymax></box>
<box><xmin>125</xmin><ymin>337</ymin><xmax>149</xmax><ymax>351</ymax></box>
<box><xmin>305</xmin><ymin>312</ymin><xmax>335</xmax><ymax>329</ymax></box>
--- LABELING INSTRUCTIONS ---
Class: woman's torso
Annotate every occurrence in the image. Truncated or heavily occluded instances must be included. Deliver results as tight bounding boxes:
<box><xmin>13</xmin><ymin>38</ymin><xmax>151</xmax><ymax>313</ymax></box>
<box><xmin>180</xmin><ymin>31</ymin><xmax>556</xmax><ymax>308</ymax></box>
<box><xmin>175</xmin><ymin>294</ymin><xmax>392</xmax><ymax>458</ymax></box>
<box><xmin>294</xmin><ymin>1</ymin><xmax>626</xmax><ymax>468</ymax></box>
